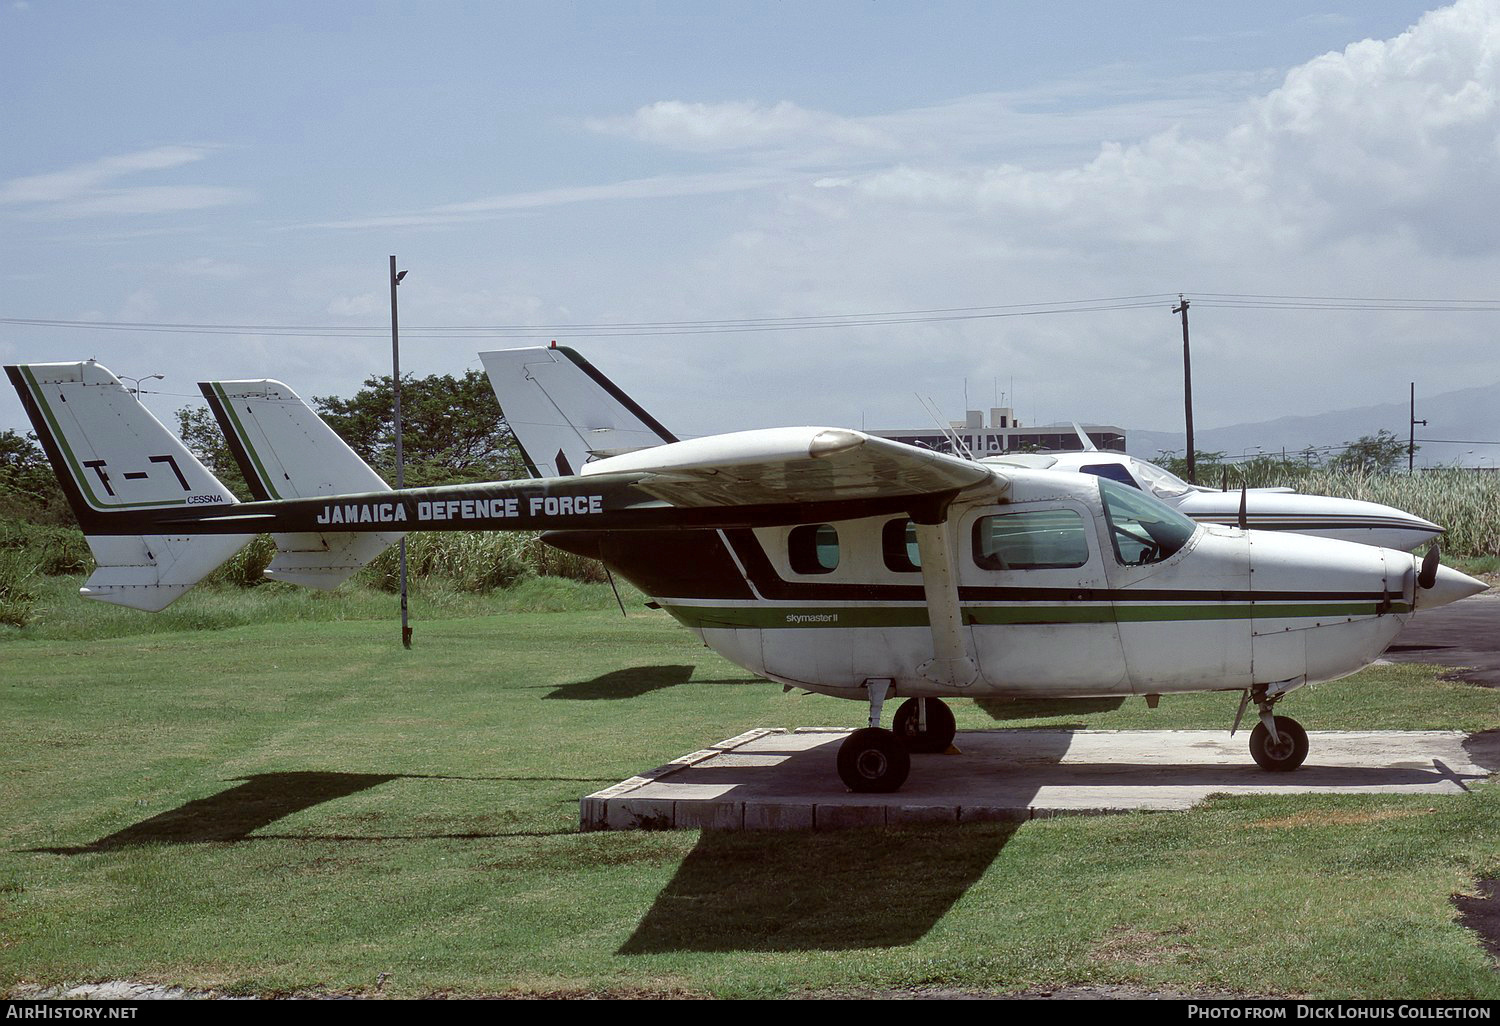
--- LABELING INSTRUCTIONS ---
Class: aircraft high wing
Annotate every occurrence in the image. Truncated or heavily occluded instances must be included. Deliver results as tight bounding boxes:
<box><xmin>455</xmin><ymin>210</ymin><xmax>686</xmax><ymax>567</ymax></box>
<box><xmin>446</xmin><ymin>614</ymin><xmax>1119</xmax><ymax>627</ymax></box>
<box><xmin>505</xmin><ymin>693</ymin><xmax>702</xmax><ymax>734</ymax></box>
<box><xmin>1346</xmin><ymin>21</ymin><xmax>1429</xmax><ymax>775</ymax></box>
<box><xmin>8</xmin><ymin>358</ymin><xmax>1487</xmax><ymax>794</ymax></box>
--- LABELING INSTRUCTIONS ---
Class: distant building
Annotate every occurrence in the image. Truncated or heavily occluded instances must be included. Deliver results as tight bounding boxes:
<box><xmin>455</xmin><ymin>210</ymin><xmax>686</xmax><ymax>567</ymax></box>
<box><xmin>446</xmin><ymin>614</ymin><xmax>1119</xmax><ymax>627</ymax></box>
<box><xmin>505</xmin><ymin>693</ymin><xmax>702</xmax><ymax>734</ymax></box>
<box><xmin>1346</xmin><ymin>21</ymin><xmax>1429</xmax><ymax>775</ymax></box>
<box><xmin>870</xmin><ymin>406</ymin><xmax>1126</xmax><ymax>457</ymax></box>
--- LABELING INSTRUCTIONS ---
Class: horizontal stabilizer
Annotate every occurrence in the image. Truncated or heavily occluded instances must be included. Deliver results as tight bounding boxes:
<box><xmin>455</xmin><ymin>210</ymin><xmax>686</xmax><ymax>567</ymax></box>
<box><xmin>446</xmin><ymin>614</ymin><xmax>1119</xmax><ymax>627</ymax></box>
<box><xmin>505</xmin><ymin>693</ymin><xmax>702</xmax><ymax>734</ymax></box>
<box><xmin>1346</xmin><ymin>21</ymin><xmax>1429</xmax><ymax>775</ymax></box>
<box><xmin>201</xmin><ymin>379</ymin><xmax>402</xmax><ymax>588</ymax></box>
<box><xmin>81</xmin><ymin>533</ymin><xmax>252</xmax><ymax>611</ymax></box>
<box><xmin>480</xmin><ymin>346</ymin><xmax>676</xmax><ymax>478</ymax></box>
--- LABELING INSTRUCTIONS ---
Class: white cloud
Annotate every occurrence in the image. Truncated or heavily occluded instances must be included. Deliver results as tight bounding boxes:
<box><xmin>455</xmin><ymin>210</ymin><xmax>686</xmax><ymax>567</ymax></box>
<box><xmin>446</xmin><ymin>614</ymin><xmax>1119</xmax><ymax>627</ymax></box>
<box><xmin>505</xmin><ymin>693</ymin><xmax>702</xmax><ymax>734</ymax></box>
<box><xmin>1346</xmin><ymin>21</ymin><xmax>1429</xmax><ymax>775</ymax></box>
<box><xmin>589</xmin><ymin>100</ymin><xmax>897</xmax><ymax>155</ymax></box>
<box><xmin>815</xmin><ymin>0</ymin><xmax>1500</xmax><ymax>260</ymax></box>
<box><xmin>295</xmin><ymin>169</ymin><xmax>792</xmax><ymax>230</ymax></box>
<box><xmin>555</xmin><ymin>1</ymin><xmax>1500</xmax><ymax>438</ymax></box>
<box><xmin>0</xmin><ymin>145</ymin><xmax>250</xmax><ymax>219</ymax></box>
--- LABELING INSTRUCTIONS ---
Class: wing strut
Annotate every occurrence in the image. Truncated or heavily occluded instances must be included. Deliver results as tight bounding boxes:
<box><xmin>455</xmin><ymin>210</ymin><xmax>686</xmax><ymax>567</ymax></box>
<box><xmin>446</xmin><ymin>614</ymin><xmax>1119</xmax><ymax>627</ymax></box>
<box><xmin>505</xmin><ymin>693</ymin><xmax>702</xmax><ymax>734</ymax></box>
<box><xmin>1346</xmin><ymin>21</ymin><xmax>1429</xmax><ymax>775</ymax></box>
<box><xmin>910</xmin><ymin>495</ymin><xmax>978</xmax><ymax>688</ymax></box>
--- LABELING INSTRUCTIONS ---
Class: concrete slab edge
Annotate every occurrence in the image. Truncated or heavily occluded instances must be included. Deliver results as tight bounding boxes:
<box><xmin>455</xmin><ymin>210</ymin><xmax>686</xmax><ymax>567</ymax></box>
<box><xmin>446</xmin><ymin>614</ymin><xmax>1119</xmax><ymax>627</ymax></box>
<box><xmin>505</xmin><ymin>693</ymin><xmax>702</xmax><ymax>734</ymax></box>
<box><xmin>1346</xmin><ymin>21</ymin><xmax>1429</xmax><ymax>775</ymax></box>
<box><xmin>579</xmin><ymin>728</ymin><xmax>787</xmax><ymax>831</ymax></box>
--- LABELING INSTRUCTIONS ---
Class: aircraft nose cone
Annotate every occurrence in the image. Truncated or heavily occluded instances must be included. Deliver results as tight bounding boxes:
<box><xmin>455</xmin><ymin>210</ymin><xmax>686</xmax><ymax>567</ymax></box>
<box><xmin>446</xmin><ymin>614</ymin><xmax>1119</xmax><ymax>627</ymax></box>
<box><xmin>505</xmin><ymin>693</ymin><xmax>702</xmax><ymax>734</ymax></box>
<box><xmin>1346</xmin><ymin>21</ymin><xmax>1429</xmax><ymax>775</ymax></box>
<box><xmin>1419</xmin><ymin>564</ymin><xmax>1489</xmax><ymax>610</ymax></box>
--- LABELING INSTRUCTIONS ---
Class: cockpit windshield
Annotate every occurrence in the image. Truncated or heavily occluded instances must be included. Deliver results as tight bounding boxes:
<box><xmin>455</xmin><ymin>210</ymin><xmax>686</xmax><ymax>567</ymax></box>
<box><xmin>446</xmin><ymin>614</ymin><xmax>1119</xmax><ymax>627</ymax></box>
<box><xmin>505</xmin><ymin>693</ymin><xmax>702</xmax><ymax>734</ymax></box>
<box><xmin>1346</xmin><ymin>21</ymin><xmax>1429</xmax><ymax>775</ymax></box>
<box><xmin>1097</xmin><ymin>477</ymin><xmax>1199</xmax><ymax>566</ymax></box>
<box><xmin>1132</xmin><ymin>459</ymin><xmax>1199</xmax><ymax>498</ymax></box>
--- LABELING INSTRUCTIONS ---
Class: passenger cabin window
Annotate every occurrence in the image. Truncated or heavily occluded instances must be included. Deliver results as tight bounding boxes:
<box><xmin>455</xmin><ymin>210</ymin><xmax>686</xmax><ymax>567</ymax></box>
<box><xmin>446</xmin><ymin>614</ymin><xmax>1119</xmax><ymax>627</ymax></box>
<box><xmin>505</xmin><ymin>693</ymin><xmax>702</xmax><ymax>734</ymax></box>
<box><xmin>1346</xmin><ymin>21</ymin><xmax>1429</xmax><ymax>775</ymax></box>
<box><xmin>972</xmin><ymin>510</ymin><xmax>1090</xmax><ymax>571</ymax></box>
<box><xmin>1097</xmin><ymin>478</ymin><xmax>1198</xmax><ymax>566</ymax></box>
<box><xmin>788</xmin><ymin>524</ymin><xmax>840</xmax><ymax>574</ymax></box>
<box><xmin>882</xmin><ymin>519</ymin><xmax>921</xmax><ymax>572</ymax></box>
<box><xmin>1079</xmin><ymin>463</ymin><xmax>1140</xmax><ymax>489</ymax></box>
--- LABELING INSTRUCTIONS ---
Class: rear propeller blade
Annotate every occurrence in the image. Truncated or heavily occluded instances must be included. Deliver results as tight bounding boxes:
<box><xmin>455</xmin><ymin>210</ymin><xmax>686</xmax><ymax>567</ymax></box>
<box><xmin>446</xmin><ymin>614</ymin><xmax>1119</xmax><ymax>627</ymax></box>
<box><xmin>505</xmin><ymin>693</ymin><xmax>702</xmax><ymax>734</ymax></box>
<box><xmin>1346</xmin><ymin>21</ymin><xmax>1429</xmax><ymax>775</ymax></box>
<box><xmin>1418</xmin><ymin>542</ymin><xmax>1441</xmax><ymax>590</ymax></box>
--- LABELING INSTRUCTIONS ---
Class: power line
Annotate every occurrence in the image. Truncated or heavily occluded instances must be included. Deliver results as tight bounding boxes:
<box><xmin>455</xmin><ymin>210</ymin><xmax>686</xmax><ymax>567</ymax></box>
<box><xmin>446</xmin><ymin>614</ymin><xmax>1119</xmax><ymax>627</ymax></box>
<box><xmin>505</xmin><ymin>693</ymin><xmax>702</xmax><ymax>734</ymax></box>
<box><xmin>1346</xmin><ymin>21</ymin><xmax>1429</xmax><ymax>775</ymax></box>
<box><xmin>6</xmin><ymin>290</ymin><xmax>1499</xmax><ymax>341</ymax></box>
<box><xmin>0</xmin><ymin>295</ymin><xmax>1180</xmax><ymax>340</ymax></box>
<box><xmin>1193</xmin><ymin>291</ymin><xmax>1500</xmax><ymax>312</ymax></box>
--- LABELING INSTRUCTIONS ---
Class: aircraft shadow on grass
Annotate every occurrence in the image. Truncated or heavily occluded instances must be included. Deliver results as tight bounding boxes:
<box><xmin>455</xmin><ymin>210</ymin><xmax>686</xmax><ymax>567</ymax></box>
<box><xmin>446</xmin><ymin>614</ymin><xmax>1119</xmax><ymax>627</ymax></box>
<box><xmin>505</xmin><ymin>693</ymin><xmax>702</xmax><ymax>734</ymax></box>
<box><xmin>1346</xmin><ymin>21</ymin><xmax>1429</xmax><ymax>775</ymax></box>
<box><xmin>544</xmin><ymin>664</ymin><xmax>695</xmax><ymax>700</ymax></box>
<box><xmin>29</xmin><ymin>771</ymin><xmax>604</xmax><ymax>854</ymax></box>
<box><xmin>618</xmin><ymin>728</ymin><xmax>1080</xmax><ymax>954</ymax></box>
<box><xmin>618</xmin><ymin>820</ymin><xmax>1020</xmax><ymax>954</ymax></box>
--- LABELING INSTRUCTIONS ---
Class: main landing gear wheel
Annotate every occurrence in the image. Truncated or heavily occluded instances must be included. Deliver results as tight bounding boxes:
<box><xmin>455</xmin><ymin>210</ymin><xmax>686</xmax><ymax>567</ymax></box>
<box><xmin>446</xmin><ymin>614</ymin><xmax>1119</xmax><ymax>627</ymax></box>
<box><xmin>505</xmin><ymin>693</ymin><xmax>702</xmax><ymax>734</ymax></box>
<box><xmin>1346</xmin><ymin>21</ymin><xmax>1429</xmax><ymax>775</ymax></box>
<box><xmin>837</xmin><ymin>727</ymin><xmax>911</xmax><ymax>793</ymax></box>
<box><xmin>892</xmin><ymin>697</ymin><xmax>957</xmax><ymax>754</ymax></box>
<box><xmin>1249</xmin><ymin>716</ymin><xmax>1309</xmax><ymax>772</ymax></box>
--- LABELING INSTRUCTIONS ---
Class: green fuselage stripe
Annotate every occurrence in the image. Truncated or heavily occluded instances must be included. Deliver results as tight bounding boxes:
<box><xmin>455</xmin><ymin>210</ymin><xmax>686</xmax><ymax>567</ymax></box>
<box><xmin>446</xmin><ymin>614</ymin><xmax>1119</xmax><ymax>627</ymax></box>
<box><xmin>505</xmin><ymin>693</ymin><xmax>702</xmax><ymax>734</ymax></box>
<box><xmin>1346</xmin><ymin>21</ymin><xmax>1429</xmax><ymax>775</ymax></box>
<box><xmin>663</xmin><ymin>601</ymin><xmax>1411</xmax><ymax>630</ymax></box>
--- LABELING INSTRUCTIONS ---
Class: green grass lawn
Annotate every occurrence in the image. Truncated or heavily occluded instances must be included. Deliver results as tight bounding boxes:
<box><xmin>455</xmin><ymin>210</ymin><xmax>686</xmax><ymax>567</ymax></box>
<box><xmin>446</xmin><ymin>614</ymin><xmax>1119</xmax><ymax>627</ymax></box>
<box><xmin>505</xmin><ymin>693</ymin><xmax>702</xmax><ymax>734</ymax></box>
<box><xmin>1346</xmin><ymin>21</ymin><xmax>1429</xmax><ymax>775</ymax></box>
<box><xmin>1</xmin><ymin>580</ymin><xmax>1497</xmax><ymax>998</ymax></box>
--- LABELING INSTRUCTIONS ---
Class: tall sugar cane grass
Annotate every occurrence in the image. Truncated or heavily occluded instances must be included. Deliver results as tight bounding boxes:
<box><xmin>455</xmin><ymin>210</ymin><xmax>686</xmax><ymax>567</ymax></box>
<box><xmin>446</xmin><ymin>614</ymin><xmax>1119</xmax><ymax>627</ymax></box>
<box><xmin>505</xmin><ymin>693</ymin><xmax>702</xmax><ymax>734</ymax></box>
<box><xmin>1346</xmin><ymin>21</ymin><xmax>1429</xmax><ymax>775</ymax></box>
<box><xmin>359</xmin><ymin>531</ymin><xmax>607</xmax><ymax>592</ymax></box>
<box><xmin>1219</xmin><ymin>465</ymin><xmax>1500</xmax><ymax>556</ymax></box>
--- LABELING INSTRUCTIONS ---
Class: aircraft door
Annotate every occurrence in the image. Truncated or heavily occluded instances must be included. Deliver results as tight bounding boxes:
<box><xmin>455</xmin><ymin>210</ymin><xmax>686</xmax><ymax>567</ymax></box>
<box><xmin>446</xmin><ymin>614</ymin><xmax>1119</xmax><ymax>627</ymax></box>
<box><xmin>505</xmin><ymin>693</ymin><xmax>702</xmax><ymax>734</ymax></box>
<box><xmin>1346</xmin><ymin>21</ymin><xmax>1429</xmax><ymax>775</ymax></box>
<box><xmin>1097</xmin><ymin>479</ymin><xmax>1253</xmax><ymax>694</ymax></box>
<box><xmin>958</xmin><ymin>502</ymin><xmax>1130</xmax><ymax>695</ymax></box>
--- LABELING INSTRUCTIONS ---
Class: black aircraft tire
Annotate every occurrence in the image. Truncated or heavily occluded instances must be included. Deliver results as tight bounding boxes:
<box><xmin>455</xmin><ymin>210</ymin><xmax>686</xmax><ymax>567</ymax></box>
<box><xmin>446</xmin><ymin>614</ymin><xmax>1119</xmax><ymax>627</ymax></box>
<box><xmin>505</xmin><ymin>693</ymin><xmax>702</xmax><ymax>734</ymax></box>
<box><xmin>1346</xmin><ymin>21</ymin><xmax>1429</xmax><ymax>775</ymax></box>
<box><xmin>892</xmin><ymin>698</ymin><xmax>957</xmax><ymax>754</ymax></box>
<box><xmin>1249</xmin><ymin>716</ymin><xmax>1309</xmax><ymax>772</ymax></box>
<box><xmin>837</xmin><ymin>727</ymin><xmax>911</xmax><ymax>793</ymax></box>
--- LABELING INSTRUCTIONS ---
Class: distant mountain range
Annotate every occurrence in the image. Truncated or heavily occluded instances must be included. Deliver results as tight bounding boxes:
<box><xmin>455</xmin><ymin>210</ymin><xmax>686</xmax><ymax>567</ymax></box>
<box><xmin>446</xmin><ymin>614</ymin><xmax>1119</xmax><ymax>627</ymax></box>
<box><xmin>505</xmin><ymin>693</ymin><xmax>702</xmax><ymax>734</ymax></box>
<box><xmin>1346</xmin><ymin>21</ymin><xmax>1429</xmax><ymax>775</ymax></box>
<box><xmin>1124</xmin><ymin>382</ymin><xmax>1500</xmax><ymax>468</ymax></box>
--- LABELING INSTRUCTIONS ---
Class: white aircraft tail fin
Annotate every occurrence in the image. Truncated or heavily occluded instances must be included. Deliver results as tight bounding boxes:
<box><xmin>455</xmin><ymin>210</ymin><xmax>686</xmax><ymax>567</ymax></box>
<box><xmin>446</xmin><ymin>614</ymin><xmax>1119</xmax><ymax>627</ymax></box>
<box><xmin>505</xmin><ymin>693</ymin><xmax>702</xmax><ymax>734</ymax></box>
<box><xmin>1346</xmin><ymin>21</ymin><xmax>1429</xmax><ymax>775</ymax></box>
<box><xmin>200</xmin><ymin>379</ymin><xmax>401</xmax><ymax>589</ymax></box>
<box><xmin>479</xmin><ymin>345</ymin><xmax>676</xmax><ymax>478</ymax></box>
<box><xmin>6</xmin><ymin>361</ymin><xmax>252</xmax><ymax>611</ymax></box>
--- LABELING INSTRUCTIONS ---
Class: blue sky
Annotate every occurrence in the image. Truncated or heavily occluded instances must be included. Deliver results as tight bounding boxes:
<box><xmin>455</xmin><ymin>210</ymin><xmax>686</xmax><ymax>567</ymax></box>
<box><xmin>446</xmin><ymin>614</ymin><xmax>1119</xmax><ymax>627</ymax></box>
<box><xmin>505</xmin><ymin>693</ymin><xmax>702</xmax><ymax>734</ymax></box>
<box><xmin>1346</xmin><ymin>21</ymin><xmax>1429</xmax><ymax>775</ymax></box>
<box><xmin>4</xmin><ymin>1</ymin><xmax>1497</xmax><ymax>451</ymax></box>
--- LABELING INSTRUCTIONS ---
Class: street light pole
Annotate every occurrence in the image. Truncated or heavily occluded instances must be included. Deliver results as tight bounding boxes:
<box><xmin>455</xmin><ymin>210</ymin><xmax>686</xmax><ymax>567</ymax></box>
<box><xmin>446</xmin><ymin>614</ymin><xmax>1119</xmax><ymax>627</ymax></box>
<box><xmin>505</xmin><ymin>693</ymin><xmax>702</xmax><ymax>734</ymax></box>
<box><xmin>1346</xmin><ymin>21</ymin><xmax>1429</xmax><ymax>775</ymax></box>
<box><xmin>120</xmin><ymin>373</ymin><xmax>164</xmax><ymax>401</ymax></box>
<box><xmin>390</xmin><ymin>255</ymin><xmax>411</xmax><ymax>649</ymax></box>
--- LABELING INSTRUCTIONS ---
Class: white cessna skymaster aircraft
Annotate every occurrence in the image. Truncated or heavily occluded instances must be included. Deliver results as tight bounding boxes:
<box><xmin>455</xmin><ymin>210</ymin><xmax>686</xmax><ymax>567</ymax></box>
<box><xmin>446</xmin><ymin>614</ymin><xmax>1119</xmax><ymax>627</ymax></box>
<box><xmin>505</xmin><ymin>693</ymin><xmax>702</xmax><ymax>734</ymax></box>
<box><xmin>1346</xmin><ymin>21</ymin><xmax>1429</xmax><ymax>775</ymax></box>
<box><xmin>7</xmin><ymin>358</ymin><xmax>1486</xmax><ymax>793</ymax></box>
<box><xmin>480</xmin><ymin>346</ymin><xmax>1443</xmax><ymax>552</ymax></box>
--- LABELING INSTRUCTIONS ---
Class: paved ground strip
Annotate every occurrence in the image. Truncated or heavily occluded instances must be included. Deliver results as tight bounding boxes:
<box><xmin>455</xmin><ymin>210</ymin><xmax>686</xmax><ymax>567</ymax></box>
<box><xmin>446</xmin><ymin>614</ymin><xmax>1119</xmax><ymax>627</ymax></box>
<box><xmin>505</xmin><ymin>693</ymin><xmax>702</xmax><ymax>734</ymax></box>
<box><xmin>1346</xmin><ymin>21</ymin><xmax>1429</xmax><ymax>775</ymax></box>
<box><xmin>581</xmin><ymin>727</ymin><xmax>1499</xmax><ymax>831</ymax></box>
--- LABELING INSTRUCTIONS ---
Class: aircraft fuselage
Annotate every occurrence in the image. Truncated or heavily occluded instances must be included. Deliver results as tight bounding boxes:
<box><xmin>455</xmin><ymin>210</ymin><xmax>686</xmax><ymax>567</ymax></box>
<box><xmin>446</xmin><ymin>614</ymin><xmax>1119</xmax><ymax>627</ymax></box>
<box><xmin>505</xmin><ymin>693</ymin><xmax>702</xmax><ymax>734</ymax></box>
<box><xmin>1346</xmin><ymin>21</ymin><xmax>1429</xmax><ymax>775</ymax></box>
<box><xmin>549</xmin><ymin>467</ymin><xmax>1452</xmax><ymax>703</ymax></box>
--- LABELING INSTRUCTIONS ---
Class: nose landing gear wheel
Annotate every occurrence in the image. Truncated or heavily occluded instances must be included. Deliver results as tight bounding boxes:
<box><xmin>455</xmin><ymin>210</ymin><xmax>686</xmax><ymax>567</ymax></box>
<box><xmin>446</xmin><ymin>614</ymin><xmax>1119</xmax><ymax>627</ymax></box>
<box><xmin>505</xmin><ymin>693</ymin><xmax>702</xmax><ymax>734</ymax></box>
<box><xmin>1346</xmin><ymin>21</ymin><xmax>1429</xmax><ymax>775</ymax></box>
<box><xmin>837</xmin><ymin>727</ymin><xmax>911</xmax><ymax>792</ymax></box>
<box><xmin>1249</xmin><ymin>716</ymin><xmax>1308</xmax><ymax>771</ymax></box>
<box><xmin>892</xmin><ymin>697</ymin><xmax>957</xmax><ymax>754</ymax></box>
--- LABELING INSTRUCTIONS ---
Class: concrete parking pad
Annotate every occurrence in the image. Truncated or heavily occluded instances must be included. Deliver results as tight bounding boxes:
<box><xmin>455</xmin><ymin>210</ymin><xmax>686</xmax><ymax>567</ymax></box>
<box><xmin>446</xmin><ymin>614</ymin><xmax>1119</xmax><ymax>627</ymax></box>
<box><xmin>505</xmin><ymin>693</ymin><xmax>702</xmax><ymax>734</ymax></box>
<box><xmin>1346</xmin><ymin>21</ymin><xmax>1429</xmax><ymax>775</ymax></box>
<box><xmin>581</xmin><ymin>727</ymin><xmax>1499</xmax><ymax>831</ymax></box>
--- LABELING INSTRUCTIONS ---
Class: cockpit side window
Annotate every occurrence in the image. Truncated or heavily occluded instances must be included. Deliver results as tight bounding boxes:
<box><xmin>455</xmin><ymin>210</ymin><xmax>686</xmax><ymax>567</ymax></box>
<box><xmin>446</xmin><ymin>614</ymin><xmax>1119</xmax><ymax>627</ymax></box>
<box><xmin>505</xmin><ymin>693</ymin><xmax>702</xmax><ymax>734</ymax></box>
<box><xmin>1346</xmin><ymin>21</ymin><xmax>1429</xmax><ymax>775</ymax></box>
<box><xmin>1097</xmin><ymin>478</ymin><xmax>1198</xmax><ymax>566</ymax></box>
<box><xmin>881</xmin><ymin>518</ymin><xmax>921</xmax><ymax>572</ymax></box>
<box><xmin>972</xmin><ymin>509</ymin><xmax>1090</xmax><ymax>571</ymax></box>
<box><xmin>1079</xmin><ymin>463</ymin><xmax>1140</xmax><ymax>489</ymax></box>
<box><xmin>788</xmin><ymin>523</ymin><xmax>839</xmax><ymax>574</ymax></box>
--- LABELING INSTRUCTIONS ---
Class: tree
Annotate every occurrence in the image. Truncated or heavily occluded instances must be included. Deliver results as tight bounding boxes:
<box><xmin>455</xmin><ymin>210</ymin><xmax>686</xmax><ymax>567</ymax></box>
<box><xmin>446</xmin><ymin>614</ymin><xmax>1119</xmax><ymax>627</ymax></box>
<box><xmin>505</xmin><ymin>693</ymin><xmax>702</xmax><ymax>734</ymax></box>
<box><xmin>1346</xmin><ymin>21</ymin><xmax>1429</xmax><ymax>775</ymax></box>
<box><xmin>1156</xmin><ymin>450</ymin><xmax>1227</xmax><ymax>482</ymax></box>
<box><xmin>176</xmin><ymin>407</ymin><xmax>251</xmax><ymax>500</ymax></box>
<box><xmin>1328</xmin><ymin>430</ymin><xmax>1410</xmax><ymax>475</ymax></box>
<box><xmin>313</xmin><ymin>370</ymin><xmax>525</xmax><ymax>487</ymax></box>
<box><xmin>0</xmin><ymin>428</ymin><xmax>70</xmax><ymax>526</ymax></box>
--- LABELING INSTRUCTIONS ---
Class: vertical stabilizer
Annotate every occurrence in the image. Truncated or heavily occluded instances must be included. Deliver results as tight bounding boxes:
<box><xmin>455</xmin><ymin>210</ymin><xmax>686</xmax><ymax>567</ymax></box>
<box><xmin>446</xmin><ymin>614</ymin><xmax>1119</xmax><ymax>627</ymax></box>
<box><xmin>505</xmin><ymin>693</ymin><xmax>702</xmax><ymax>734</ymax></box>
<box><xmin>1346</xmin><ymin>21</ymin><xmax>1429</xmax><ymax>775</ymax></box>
<box><xmin>479</xmin><ymin>346</ymin><xmax>675</xmax><ymax>478</ymax></box>
<box><xmin>6</xmin><ymin>361</ymin><xmax>251</xmax><ymax>611</ymax></box>
<box><xmin>200</xmin><ymin>379</ymin><xmax>400</xmax><ymax>588</ymax></box>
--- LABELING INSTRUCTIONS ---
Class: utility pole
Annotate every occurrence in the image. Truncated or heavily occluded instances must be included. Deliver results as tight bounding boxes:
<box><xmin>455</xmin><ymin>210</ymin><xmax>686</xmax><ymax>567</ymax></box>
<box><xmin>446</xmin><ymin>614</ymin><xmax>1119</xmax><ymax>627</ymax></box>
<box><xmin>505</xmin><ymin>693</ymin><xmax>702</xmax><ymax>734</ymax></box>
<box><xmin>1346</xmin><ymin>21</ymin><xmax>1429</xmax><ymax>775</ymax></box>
<box><xmin>1173</xmin><ymin>295</ymin><xmax>1196</xmax><ymax>485</ymax></box>
<box><xmin>390</xmin><ymin>256</ymin><xmax>411</xmax><ymax>649</ymax></box>
<box><xmin>1409</xmin><ymin>381</ymin><xmax>1426</xmax><ymax>475</ymax></box>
